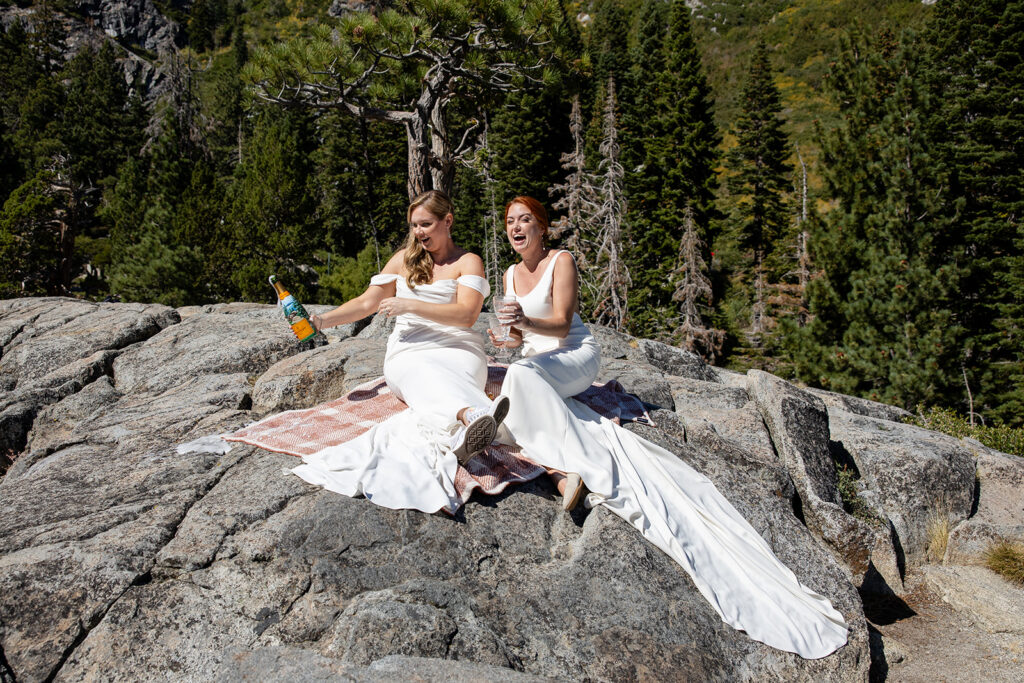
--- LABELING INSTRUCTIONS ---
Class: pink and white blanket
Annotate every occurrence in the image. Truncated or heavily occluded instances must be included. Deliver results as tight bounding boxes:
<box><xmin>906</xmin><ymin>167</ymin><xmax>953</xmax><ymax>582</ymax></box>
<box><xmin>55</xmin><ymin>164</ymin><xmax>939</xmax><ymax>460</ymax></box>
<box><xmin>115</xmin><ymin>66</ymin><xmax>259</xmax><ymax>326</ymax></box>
<box><xmin>227</xmin><ymin>365</ymin><xmax>652</xmax><ymax>510</ymax></box>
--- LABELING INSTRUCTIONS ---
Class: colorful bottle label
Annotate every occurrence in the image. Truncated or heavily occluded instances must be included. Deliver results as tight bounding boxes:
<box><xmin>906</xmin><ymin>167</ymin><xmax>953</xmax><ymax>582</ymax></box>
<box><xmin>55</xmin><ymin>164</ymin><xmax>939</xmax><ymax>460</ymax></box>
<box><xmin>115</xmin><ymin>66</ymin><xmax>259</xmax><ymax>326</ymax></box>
<box><xmin>274</xmin><ymin>284</ymin><xmax>317</xmax><ymax>342</ymax></box>
<box><xmin>290</xmin><ymin>316</ymin><xmax>316</xmax><ymax>341</ymax></box>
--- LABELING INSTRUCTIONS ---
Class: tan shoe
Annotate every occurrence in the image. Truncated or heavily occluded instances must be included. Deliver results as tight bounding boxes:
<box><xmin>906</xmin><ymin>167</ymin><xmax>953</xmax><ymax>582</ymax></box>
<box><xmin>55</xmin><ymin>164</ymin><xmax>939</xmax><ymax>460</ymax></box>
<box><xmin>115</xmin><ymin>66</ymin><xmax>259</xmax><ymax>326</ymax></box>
<box><xmin>562</xmin><ymin>472</ymin><xmax>588</xmax><ymax>511</ymax></box>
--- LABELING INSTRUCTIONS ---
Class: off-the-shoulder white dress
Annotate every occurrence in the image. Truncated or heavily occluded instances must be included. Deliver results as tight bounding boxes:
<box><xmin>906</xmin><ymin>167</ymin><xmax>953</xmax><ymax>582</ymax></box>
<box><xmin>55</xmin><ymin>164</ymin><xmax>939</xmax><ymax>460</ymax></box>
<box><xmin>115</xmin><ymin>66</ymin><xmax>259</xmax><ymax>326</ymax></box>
<box><xmin>498</xmin><ymin>251</ymin><xmax>850</xmax><ymax>659</ymax></box>
<box><xmin>291</xmin><ymin>274</ymin><xmax>491</xmax><ymax>513</ymax></box>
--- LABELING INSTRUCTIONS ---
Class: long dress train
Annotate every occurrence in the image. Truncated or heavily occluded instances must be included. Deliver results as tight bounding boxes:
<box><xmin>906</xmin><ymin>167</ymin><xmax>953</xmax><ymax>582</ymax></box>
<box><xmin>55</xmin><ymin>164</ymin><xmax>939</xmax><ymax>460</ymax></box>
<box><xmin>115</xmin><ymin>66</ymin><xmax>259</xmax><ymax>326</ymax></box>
<box><xmin>499</xmin><ymin>252</ymin><xmax>849</xmax><ymax>659</ymax></box>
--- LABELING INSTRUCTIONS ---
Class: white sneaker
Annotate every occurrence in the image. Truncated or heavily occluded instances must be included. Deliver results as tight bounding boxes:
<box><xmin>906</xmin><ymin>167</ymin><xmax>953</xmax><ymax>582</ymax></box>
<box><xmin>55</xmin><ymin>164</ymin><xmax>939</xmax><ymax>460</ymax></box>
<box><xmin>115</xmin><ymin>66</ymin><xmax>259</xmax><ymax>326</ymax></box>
<box><xmin>449</xmin><ymin>414</ymin><xmax>497</xmax><ymax>465</ymax></box>
<box><xmin>462</xmin><ymin>396</ymin><xmax>510</xmax><ymax>431</ymax></box>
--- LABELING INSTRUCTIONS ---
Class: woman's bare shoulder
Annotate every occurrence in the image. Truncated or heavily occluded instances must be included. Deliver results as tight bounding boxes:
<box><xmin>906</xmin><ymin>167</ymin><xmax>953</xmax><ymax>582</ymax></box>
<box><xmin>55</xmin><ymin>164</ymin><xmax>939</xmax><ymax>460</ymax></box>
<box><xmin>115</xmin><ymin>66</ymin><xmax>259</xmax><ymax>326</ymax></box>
<box><xmin>552</xmin><ymin>249</ymin><xmax>579</xmax><ymax>277</ymax></box>
<box><xmin>382</xmin><ymin>250</ymin><xmax>406</xmax><ymax>275</ymax></box>
<box><xmin>456</xmin><ymin>250</ymin><xmax>485</xmax><ymax>277</ymax></box>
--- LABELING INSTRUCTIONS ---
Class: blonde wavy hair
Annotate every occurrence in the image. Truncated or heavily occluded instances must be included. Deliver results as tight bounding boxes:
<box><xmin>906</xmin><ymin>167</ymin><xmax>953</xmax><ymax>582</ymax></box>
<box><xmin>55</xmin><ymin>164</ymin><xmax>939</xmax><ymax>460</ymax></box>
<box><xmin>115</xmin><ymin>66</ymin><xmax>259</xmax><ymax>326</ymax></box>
<box><xmin>403</xmin><ymin>190</ymin><xmax>455</xmax><ymax>288</ymax></box>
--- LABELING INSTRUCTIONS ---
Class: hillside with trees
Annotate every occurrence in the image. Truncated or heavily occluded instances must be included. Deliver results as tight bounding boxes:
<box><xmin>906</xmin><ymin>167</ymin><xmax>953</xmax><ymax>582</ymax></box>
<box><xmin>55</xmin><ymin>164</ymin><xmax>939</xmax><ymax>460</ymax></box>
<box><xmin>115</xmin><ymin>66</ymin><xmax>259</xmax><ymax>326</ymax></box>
<box><xmin>0</xmin><ymin>0</ymin><xmax>1020</xmax><ymax>426</ymax></box>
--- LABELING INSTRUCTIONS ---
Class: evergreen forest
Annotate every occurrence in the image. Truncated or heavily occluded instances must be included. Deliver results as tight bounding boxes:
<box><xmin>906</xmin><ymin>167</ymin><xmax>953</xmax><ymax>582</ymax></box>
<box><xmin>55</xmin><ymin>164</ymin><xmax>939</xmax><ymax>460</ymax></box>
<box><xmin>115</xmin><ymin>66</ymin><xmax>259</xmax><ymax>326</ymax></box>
<box><xmin>1</xmin><ymin>0</ymin><xmax>1021</xmax><ymax>426</ymax></box>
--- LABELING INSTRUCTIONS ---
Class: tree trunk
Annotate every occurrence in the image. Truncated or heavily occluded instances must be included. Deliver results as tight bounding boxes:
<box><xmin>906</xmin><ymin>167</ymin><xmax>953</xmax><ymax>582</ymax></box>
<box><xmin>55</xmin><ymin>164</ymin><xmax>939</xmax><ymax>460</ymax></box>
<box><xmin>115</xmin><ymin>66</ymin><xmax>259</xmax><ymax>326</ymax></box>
<box><xmin>405</xmin><ymin>116</ymin><xmax>432</xmax><ymax>199</ymax></box>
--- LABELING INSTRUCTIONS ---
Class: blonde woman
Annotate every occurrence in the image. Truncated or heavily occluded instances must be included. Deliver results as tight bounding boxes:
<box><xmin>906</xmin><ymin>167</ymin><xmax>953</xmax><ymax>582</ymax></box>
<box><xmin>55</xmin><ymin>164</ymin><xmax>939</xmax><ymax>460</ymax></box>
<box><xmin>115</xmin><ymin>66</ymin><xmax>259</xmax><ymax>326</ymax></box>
<box><xmin>293</xmin><ymin>190</ymin><xmax>508</xmax><ymax>511</ymax></box>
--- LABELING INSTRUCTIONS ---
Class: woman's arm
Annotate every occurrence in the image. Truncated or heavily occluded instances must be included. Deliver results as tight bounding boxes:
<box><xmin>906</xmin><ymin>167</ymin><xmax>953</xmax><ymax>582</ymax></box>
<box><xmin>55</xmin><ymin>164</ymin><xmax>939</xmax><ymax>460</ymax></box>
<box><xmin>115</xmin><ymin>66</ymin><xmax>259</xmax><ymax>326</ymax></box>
<box><xmin>377</xmin><ymin>252</ymin><xmax>486</xmax><ymax>328</ymax></box>
<box><xmin>510</xmin><ymin>252</ymin><xmax>578</xmax><ymax>339</ymax></box>
<box><xmin>312</xmin><ymin>252</ymin><xmax>403</xmax><ymax>330</ymax></box>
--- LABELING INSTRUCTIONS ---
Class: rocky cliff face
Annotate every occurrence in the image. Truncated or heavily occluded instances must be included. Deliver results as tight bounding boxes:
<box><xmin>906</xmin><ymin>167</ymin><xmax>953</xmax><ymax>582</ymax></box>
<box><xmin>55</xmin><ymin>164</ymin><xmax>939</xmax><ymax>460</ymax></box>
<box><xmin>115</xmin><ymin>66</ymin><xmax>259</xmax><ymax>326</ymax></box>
<box><xmin>1</xmin><ymin>297</ymin><xmax>1022</xmax><ymax>681</ymax></box>
<box><xmin>0</xmin><ymin>0</ymin><xmax>184</xmax><ymax>96</ymax></box>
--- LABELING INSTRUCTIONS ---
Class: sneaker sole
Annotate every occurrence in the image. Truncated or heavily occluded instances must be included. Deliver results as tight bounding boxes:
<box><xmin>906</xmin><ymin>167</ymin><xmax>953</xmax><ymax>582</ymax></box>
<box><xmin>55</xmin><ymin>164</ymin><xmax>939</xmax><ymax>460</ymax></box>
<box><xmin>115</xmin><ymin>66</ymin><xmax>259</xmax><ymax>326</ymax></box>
<box><xmin>454</xmin><ymin>415</ymin><xmax>497</xmax><ymax>465</ymax></box>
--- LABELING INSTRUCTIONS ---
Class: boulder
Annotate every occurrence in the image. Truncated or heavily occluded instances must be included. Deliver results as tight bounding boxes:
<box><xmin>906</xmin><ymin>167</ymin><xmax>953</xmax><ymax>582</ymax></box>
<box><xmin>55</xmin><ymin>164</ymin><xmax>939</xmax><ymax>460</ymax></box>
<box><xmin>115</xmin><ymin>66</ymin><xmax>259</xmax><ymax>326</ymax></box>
<box><xmin>251</xmin><ymin>338</ymin><xmax>383</xmax><ymax>416</ymax></box>
<box><xmin>111</xmin><ymin>307</ymin><xmax>303</xmax><ymax>394</ymax></box>
<box><xmin>26</xmin><ymin>375</ymin><xmax>120</xmax><ymax>454</ymax></box>
<box><xmin>0</xmin><ymin>298</ymin><xmax>178</xmax><ymax>390</ymax></box>
<box><xmin>596</xmin><ymin>358</ymin><xmax>675</xmax><ymax>410</ymax></box>
<box><xmin>667</xmin><ymin>376</ymin><xmax>776</xmax><ymax>465</ymax></box>
<box><xmin>828</xmin><ymin>410</ymin><xmax>976</xmax><ymax>566</ymax></box>
<box><xmin>590</xmin><ymin>326</ymin><xmax>719</xmax><ymax>382</ymax></box>
<box><xmin>806</xmin><ymin>388</ymin><xmax>912</xmax><ymax>423</ymax></box>
<box><xmin>746</xmin><ymin>371</ymin><xmax>898</xmax><ymax>592</ymax></box>
<box><xmin>216</xmin><ymin>648</ymin><xmax>548</xmax><ymax>682</ymax></box>
<box><xmin>921</xmin><ymin>565</ymin><xmax>1024</xmax><ymax>635</ymax></box>
<box><xmin>945</xmin><ymin>441</ymin><xmax>1024</xmax><ymax>564</ymax></box>
<box><xmin>0</xmin><ymin>298</ymin><xmax>178</xmax><ymax>472</ymax></box>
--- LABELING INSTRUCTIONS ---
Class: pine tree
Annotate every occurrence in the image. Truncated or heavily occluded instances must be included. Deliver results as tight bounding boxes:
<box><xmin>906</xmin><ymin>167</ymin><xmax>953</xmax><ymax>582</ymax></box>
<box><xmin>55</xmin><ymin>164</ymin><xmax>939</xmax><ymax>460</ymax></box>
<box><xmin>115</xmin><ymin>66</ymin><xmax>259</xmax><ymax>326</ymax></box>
<box><xmin>246</xmin><ymin>0</ymin><xmax>566</xmax><ymax>198</ymax></box>
<box><xmin>312</xmin><ymin>110</ymin><xmax>407</xmax><ymax>278</ymax></box>
<box><xmin>143</xmin><ymin>53</ymin><xmax>209</xmax><ymax>201</ymax></box>
<box><xmin>59</xmin><ymin>40</ymin><xmax>141</xmax><ymax>187</ymax></box>
<box><xmin>726</xmin><ymin>40</ymin><xmax>792</xmax><ymax>281</ymax></box>
<box><xmin>487</xmin><ymin>87</ymin><xmax>570</xmax><ymax>208</ymax></box>
<box><xmin>626</xmin><ymin>0</ymin><xmax>720</xmax><ymax>337</ymax></box>
<box><xmin>101</xmin><ymin>157</ymin><xmax>149</xmax><ymax>260</ymax></box>
<box><xmin>0</xmin><ymin>117</ymin><xmax>19</xmax><ymax>203</ymax></box>
<box><xmin>793</xmin><ymin>30</ymin><xmax>962</xmax><ymax>409</ymax></box>
<box><xmin>0</xmin><ymin>154</ymin><xmax>92</xmax><ymax>295</ymax></box>
<box><xmin>0</xmin><ymin>168</ymin><xmax>62</xmax><ymax>296</ymax></box>
<box><xmin>584</xmin><ymin>0</ymin><xmax>631</xmax><ymax>163</ymax></box>
<box><xmin>228</xmin><ymin>108</ymin><xmax>320</xmax><ymax>302</ymax></box>
<box><xmin>791</xmin><ymin>144</ymin><xmax>812</xmax><ymax>326</ymax></box>
<box><xmin>1</xmin><ymin>17</ymin><xmax>64</xmax><ymax>179</ymax></box>
<box><xmin>204</xmin><ymin>35</ymin><xmax>248</xmax><ymax>175</ymax></box>
<box><xmin>107</xmin><ymin>54</ymin><xmax>217</xmax><ymax>304</ymax></box>
<box><xmin>587</xmin><ymin>0</ymin><xmax>631</xmax><ymax>88</ymax></box>
<box><xmin>0</xmin><ymin>20</ymin><xmax>39</xmax><ymax>195</ymax></box>
<box><xmin>621</xmin><ymin>0</ymin><xmax>668</xmax><ymax>221</ymax></box>
<box><xmin>721</xmin><ymin>39</ymin><xmax>793</xmax><ymax>351</ymax></box>
<box><xmin>189</xmin><ymin>0</ymin><xmax>216</xmax><ymax>53</ymax></box>
<box><xmin>173</xmin><ymin>160</ymin><xmax>232</xmax><ymax>302</ymax></box>
<box><xmin>471</xmin><ymin>117</ymin><xmax>505</xmax><ymax>295</ymax></box>
<box><xmin>923</xmin><ymin>0</ymin><xmax>1024</xmax><ymax>425</ymax></box>
<box><xmin>108</xmin><ymin>202</ymin><xmax>205</xmax><ymax>307</ymax></box>
<box><xmin>549</xmin><ymin>95</ymin><xmax>594</xmax><ymax>258</ymax></box>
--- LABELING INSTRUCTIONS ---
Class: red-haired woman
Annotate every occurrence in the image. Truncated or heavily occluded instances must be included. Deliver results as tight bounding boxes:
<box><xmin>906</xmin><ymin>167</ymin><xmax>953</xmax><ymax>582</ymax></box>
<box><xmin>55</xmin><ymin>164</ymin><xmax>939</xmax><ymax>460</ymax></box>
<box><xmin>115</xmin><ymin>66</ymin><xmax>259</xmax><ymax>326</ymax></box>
<box><xmin>490</xmin><ymin>196</ymin><xmax>849</xmax><ymax>660</ymax></box>
<box><xmin>489</xmin><ymin>196</ymin><xmax>602</xmax><ymax>509</ymax></box>
<box><xmin>294</xmin><ymin>190</ymin><xmax>508</xmax><ymax>512</ymax></box>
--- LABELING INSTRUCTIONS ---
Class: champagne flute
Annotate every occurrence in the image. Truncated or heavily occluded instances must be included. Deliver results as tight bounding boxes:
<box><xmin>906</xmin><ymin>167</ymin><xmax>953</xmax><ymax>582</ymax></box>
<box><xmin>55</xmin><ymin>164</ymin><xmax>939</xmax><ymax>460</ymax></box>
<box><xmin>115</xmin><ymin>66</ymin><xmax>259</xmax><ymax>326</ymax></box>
<box><xmin>492</xmin><ymin>295</ymin><xmax>516</xmax><ymax>343</ymax></box>
<box><xmin>488</xmin><ymin>296</ymin><xmax>515</xmax><ymax>362</ymax></box>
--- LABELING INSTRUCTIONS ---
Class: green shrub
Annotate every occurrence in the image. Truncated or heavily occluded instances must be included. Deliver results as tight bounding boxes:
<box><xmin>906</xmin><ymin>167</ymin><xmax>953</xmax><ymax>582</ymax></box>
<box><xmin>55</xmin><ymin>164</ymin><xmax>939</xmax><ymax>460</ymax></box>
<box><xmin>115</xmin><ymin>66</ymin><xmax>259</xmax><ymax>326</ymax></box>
<box><xmin>835</xmin><ymin>462</ymin><xmax>878</xmax><ymax>524</ymax></box>
<box><xmin>907</xmin><ymin>407</ymin><xmax>1024</xmax><ymax>457</ymax></box>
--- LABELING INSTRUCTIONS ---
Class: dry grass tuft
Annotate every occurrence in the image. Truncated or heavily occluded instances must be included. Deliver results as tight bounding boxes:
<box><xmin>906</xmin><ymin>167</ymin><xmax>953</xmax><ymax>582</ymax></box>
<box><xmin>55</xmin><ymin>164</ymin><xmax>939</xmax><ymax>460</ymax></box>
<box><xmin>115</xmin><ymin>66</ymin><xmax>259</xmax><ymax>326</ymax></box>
<box><xmin>985</xmin><ymin>541</ymin><xmax>1024</xmax><ymax>586</ymax></box>
<box><xmin>925</xmin><ymin>512</ymin><xmax>951</xmax><ymax>563</ymax></box>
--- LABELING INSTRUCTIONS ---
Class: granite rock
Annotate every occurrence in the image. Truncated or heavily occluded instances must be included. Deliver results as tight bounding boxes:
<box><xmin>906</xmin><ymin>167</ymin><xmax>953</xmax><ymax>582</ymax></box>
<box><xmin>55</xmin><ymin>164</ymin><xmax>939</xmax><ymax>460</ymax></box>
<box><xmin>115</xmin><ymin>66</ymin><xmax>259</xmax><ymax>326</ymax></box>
<box><xmin>828</xmin><ymin>410</ymin><xmax>976</xmax><ymax>565</ymax></box>
<box><xmin>3</xmin><ymin>298</ymin><xmax>1018</xmax><ymax>681</ymax></box>
<box><xmin>945</xmin><ymin>441</ymin><xmax>1024</xmax><ymax>564</ymax></box>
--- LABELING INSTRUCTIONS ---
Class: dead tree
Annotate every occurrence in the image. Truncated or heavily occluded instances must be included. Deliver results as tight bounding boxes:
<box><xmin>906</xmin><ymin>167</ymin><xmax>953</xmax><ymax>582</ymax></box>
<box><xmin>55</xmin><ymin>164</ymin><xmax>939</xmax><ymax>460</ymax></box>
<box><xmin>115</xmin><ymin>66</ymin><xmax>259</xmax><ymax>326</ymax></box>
<box><xmin>589</xmin><ymin>76</ymin><xmax>630</xmax><ymax>331</ymax></box>
<box><xmin>474</xmin><ymin>116</ymin><xmax>504</xmax><ymax>296</ymax></box>
<box><xmin>549</xmin><ymin>94</ymin><xmax>592</xmax><ymax>255</ymax></box>
<box><xmin>670</xmin><ymin>204</ymin><xmax>724</xmax><ymax>361</ymax></box>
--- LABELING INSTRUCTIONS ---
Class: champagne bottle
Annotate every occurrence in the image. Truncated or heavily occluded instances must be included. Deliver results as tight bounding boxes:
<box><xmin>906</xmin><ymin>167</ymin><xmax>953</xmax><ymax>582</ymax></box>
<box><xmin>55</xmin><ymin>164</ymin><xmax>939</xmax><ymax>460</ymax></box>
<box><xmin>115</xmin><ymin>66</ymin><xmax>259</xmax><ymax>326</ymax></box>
<box><xmin>269</xmin><ymin>275</ymin><xmax>317</xmax><ymax>342</ymax></box>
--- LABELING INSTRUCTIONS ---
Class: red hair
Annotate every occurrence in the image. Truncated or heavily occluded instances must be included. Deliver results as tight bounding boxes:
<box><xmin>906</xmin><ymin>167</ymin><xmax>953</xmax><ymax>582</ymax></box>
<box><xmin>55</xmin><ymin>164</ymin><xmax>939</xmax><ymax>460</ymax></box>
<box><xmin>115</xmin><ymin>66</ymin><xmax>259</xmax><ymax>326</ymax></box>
<box><xmin>504</xmin><ymin>196</ymin><xmax>549</xmax><ymax>236</ymax></box>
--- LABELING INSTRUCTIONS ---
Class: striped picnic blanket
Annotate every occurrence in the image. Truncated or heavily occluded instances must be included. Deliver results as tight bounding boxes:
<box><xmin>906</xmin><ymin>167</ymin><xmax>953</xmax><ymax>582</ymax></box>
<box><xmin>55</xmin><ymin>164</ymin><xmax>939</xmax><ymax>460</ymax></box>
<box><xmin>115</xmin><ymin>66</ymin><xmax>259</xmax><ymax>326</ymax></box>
<box><xmin>227</xmin><ymin>365</ymin><xmax>652</xmax><ymax>508</ymax></box>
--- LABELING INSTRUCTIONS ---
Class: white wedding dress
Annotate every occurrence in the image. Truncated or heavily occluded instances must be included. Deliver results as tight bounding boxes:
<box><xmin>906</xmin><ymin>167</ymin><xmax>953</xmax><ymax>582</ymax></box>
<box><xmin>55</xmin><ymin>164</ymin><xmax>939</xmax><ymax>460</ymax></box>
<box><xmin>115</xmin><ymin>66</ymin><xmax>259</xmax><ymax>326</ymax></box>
<box><xmin>498</xmin><ymin>251</ymin><xmax>849</xmax><ymax>659</ymax></box>
<box><xmin>291</xmin><ymin>273</ymin><xmax>492</xmax><ymax>513</ymax></box>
